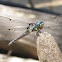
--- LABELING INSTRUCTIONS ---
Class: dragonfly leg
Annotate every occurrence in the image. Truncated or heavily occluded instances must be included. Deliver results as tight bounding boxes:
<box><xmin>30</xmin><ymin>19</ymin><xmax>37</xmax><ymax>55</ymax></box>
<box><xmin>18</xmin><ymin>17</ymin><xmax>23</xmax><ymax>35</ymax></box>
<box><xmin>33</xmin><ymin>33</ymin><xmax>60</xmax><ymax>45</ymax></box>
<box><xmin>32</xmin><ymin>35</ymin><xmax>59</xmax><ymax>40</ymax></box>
<box><xmin>36</xmin><ymin>30</ymin><xmax>41</xmax><ymax>36</ymax></box>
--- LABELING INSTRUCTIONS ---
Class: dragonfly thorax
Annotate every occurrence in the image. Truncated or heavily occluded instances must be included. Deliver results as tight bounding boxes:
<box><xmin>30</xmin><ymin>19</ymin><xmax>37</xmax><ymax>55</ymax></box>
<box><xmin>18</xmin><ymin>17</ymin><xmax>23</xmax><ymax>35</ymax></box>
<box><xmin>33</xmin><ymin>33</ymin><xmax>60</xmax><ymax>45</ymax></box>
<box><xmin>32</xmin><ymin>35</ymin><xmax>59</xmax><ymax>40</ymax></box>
<box><xmin>27</xmin><ymin>23</ymin><xmax>36</xmax><ymax>32</ymax></box>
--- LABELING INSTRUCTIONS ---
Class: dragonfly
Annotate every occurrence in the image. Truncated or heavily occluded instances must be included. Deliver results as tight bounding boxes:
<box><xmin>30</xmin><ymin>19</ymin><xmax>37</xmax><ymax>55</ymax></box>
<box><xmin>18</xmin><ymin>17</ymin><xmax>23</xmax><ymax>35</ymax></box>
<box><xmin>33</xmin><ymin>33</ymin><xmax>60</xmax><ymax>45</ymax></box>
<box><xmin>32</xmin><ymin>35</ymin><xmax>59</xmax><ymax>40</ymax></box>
<box><xmin>8</xmin><ymin>21</ymin><xmax>44</xmax><ymax>46</ymax></box>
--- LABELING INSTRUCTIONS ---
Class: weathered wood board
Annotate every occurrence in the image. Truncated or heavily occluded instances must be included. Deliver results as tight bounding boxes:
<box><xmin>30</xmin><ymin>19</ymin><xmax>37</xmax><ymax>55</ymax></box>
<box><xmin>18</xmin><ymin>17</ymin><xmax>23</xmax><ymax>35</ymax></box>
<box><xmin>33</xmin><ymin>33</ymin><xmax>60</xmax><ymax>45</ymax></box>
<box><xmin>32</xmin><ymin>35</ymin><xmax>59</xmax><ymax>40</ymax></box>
<box><xmin>0</xmin><ymin>5</ymin><xmax>62</xmax><ymax>58</ymax></box>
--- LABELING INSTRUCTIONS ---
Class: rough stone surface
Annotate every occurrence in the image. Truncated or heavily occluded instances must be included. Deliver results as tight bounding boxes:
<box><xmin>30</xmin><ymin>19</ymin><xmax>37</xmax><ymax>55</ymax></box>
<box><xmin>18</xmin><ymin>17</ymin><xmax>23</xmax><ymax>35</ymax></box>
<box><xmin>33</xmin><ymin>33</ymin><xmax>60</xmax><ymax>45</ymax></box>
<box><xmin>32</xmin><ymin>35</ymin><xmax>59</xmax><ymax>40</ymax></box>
<box><xmin>37</xmin><ymin>32</ymin><xmax>62</xmax><ymax>62</ymax></box>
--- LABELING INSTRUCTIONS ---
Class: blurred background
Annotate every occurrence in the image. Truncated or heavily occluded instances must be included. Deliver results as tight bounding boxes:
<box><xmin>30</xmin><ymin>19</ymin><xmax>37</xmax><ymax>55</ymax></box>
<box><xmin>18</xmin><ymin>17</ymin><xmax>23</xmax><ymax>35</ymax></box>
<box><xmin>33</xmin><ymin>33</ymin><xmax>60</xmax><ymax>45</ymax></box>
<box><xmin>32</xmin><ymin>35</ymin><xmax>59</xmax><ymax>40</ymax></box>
<box><xmin>0</xmin><ymin>0</ymin><xmax>62</xmax><ymax>14</ymax></box>
<box><xmin>0</xmin><ymin>0</ymin><xmax>62</xmax><ymax>62</ymax></box>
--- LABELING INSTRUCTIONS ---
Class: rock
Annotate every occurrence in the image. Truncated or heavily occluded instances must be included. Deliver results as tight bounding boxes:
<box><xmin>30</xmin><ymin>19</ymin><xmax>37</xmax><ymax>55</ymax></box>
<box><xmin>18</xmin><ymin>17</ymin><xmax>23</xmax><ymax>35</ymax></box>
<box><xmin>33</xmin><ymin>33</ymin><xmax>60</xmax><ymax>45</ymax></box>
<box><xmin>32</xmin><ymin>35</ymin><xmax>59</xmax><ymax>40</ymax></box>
<box><xmin>37</xmin><ymin>32</ymin><xmax>62</xmax><ymax>62</ymax></box>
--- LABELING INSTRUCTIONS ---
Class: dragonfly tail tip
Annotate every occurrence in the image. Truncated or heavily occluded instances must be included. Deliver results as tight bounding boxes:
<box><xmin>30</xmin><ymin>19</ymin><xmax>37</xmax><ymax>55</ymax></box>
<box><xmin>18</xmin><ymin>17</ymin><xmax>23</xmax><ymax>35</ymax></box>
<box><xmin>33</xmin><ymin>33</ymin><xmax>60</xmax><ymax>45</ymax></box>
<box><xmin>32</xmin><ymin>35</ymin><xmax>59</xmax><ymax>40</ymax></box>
<box><xmin>8</xmin><ymin>43</ymin><xmax>12</xmax><ymax>46</ymax></box>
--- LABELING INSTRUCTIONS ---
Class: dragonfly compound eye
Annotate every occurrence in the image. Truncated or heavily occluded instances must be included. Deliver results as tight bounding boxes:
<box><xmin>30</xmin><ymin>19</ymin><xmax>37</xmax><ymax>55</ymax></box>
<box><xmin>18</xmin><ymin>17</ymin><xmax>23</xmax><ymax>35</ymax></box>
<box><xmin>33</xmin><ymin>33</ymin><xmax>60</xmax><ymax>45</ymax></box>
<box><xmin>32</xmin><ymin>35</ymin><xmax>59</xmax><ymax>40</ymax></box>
<box><xmin>40</xmin><ymin>23</ymin><xmax>44</xmax><ymax>29</ymax></box>
<box><xmin>36</xmin><ymin>21</ymin><xmax>44</xmax><ymax>29</ymax></box>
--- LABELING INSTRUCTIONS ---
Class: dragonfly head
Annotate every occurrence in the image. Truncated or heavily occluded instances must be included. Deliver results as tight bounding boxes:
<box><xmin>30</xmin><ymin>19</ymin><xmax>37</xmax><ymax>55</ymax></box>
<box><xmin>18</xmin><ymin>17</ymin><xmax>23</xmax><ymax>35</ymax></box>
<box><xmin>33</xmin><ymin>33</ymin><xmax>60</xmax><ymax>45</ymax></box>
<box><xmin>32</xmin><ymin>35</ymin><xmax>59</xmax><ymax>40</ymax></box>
<box><xmin>36</xmin><ymin>21</ymin><xmax>44</xmax><ymax>30</ymax></box>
